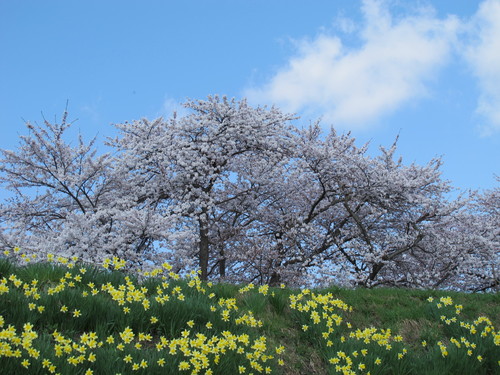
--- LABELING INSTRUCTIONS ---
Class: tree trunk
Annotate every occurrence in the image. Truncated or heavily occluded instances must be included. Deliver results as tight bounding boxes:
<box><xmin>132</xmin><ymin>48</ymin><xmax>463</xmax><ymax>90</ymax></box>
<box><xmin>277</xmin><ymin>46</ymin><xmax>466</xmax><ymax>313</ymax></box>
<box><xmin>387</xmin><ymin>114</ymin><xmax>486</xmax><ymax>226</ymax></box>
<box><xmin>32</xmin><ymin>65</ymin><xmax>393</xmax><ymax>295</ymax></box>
<box><xmin>365</xmin><ymin>263</ymin><xmax>384</xmax><ymax>288</ymax></box>
<box><xmin>199</xmin><ymin>216</ymin><xmax>209</xmax><ymax>281</ymax></box>
<box><xmin>269</xmin><ymin>271</ymin><xmax>281</xmax><ymax>287</ymax></box>
<box><xmin>219</xmin><ymin>247</ymin><xmax>226</xmax><ymax>279</ymax></box>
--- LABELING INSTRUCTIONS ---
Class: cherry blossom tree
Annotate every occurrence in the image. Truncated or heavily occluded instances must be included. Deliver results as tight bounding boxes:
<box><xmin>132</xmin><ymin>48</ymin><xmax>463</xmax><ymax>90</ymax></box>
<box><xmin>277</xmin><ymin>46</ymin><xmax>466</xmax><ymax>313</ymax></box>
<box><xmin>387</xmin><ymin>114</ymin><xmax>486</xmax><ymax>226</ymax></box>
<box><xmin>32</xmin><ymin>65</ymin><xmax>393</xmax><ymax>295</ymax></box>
<box><xmin>110</xmin><ymin>96</ymin><xmax>296</xmax><ymax>279</ymax></box>
<box><xmin>455</xmin><ymin>181</ymin><xmax>500</xmax><ymax>291</ymax></box>
<box><xmin>0</xmin><ymin>111</ymin><xmax>117</xmax><ymax>261</ymax></box>
<box><xmin>1</xmin><ymin>98</ymin><xmax>497</xmax><ymax>290</ymax></box>
<box><xmin>220</xmin><ymin>125</ymin><xmax>466</xmax><ymax>287</ymax></box>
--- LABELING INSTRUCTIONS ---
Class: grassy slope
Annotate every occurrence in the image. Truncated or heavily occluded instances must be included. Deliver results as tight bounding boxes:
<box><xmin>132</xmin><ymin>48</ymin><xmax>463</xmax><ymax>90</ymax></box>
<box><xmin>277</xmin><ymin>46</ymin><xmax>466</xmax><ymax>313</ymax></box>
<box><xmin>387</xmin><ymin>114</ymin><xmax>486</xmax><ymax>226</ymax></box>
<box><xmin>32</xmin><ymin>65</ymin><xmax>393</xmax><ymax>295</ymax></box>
<box><xmin>252</xmin><ymin>286</ymin><xmax>500</xmax><ymax>374</ymax></box>
<box><xmin>0</xmin><ymin>257</ymin><xmax>499</xmax><ymax>375</ymax></box>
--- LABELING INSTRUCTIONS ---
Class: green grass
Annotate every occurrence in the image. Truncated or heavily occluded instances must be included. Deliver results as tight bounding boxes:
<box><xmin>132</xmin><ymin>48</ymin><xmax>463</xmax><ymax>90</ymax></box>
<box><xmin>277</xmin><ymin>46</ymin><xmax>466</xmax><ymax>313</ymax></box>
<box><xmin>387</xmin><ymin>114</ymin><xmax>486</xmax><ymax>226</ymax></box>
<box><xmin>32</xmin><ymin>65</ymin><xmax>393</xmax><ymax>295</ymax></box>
<box><xmin>0</xmin><ymin>255</ymin><xmax>499</xmax><ymax>375</ymax></box>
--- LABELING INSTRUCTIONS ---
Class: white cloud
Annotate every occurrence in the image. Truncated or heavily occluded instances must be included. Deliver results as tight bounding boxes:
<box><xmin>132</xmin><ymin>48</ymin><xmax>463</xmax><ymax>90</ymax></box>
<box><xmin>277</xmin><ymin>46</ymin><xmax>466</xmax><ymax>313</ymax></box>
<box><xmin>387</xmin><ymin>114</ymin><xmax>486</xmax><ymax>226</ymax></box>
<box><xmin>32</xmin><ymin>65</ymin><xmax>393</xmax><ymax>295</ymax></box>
<box><xmin>246</xmin><ymin>0</ymin><xmax>459</xmax><ymax>129</ymax></box>
<box><xmin>333</xmin><ymin>13</ymin><xmax>358</xmax><ymax>34</ymax></box>
<box><xmin>464</xmin><ymin>0</ymin><xmax>500</xmax><ymax>135</ymax></box>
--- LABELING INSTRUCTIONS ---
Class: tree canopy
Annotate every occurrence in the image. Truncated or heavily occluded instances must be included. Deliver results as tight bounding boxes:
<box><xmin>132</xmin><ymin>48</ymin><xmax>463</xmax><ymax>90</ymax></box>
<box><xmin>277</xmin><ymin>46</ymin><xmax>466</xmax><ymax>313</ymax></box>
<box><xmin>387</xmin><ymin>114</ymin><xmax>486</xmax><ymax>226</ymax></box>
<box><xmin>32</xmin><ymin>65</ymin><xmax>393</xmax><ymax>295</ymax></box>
<box><xmin>1</xmin><ymin>96</ymin><xmax>498</xmax><ymax>291</ymax></box>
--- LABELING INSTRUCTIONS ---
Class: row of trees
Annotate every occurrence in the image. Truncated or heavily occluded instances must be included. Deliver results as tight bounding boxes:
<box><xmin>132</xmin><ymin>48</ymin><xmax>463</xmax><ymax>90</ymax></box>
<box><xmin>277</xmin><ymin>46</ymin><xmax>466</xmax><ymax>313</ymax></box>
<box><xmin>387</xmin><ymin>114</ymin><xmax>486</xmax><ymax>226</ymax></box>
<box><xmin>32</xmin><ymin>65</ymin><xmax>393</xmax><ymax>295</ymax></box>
<box><xmin>0</xmin><ymin>97</ymin><xmax>498</xmax><ymax>290</ymax></box>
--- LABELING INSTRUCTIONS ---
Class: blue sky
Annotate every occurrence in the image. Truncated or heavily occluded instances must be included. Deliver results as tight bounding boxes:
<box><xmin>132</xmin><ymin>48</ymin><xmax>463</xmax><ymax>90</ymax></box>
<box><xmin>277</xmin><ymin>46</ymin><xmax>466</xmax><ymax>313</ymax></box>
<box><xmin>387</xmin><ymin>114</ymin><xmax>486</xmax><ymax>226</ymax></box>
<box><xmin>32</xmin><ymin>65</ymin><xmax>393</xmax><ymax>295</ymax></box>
<box><xmin>1</xmin><ymin>0</ymin><xmax>499</xmax><ymax>197</ymax></box>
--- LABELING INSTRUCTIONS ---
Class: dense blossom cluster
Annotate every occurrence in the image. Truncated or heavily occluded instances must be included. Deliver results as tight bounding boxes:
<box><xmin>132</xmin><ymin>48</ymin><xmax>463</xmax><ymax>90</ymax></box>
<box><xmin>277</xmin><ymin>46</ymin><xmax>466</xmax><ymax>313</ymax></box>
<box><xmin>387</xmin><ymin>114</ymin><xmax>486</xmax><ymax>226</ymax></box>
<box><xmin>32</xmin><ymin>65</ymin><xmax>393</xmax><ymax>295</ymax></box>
<box><xmin>0</xmin><ymin>96</ymin><xmax>498</xmax><ymax>290</ymax></box>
